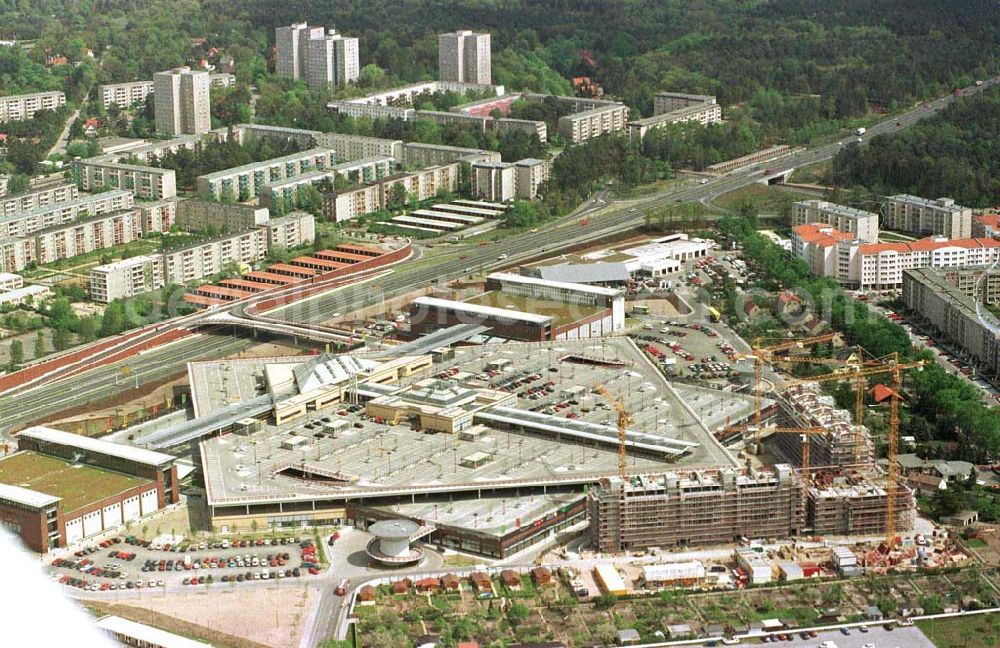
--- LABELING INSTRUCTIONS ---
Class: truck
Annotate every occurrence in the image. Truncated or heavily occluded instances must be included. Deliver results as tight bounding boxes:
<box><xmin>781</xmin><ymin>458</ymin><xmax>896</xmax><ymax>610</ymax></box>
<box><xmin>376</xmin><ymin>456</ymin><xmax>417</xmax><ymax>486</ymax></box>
<box><xmin>335</xmin><ymin>578</ymin><xmax>350</xmax><ymax>596</ymax></box>
<box><xmin>855</xmin><ymin>127</ymin><xmax>866</xmax><ymax>136</ymax></box>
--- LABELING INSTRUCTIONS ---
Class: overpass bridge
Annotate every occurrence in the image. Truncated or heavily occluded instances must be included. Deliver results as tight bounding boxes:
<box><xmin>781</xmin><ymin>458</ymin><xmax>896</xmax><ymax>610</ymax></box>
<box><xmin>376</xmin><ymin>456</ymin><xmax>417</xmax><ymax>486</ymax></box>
<box><xmin>197</xmin><ymin>311</ymin><xmax>356</xmax><ymax>345</ymax></box>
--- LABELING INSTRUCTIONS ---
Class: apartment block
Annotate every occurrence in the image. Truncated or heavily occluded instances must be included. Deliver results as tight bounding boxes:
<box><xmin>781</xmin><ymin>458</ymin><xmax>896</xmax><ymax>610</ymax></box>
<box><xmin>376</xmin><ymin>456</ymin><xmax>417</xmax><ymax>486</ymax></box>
<box><xmin>321</xmin><ymin>163</ymin><xmax>460</xmax><ymax>222</ymax></box>
<box><xmin>438</xmin><ymin>31</ymin><xmax>491</xmax><ymax>85</ymax></box>
<box><xmin>161</xmin><ymin>229</ymin><xmax>268</xmax><ymax>286</ymax></box>
<box><xmin>902</xmin><ymin>267</ymin><xmax>1000</xmax><ymax>373</ymax></box>
<box><xmin>314</xmin><ymin>133</ymin><xmax>403</xmax><ymax>163</ymax></box>
<box><xmin>792</xmin><ymin>223</ymin><xmax>1000</xmax><ymax>289</ymax></box>
<box><xmin>89</xmin><ymin>255</ymin><xmax>164</xmax><ymax>303</ymax></box>
<box><xmin>791</xmin><ymin>200</ymin><xmax>879</xmax><ymax>243</ymax></box>
<box><xmin>0</xmin><ymin>174</ymin><xmax>6</xmax><ymax>197</ymax></box>
<box><xmin>495</xmin><ymin>117</ymin><xmax>548</xmax><ymax>143</ymax></box>
<box><xmin>0</xmin><ymin>190</ymin><xmax>134</xmax><ymax>239</ymax></box>
<box><xmin>196</xmin><ymin>148</ymin><xmax>337</xmax><ymax>200</ymax></box>
<box><xmin>99</xmin><ymin>81</ymin><xmax>155</xmax><ymax>110</ymax></box>
<box><xmin>471</xmin><ymin>162</ymin><xmax>516</xmax><ymax>202</ymax></box>
<box><xmin>776</xmin><ymin>382</ymin><xmax>875</xmax><ymax>468</ymax></box>
<box><xmin>401</xmin><ymin>142</ymin><xmax>500</xmax><ymax>168</ymax></box>
<box><xmin>653</xmin><ymin>92</ymin><xmax>718</xmax><ymax>115</ymax></box>
<box><xmin>262</xmin><ymin>212</ymin><xmax>315</xmax><ymax>249</ymax></box>
<box><xmin>0</xmin><ymin>284</ymin><xmax>50</xmax><ymax>307</ymax></box>
<box><xmin>137</xmin><ymin>199</ymin><xmax>177</xmax><ymax>234</ymax></box>
<box><xmin>275</xmin><ymin>23</ymin><xmax>325</xmax><ymax>80</ymax></box>
<box><xmin>230</xmin><ymin>124</ymin><xmax>320</xmax><ymax>149</ymax></box>
<box><xmin>154</xmin><ymin>67</ymin><xmax>211</xmax><ymax>136</ymax></box>
<box><xmin>0</xmin><ymin>237</ymin><xmax>35</xmax><ymax>273</ymax></box>
<box><xmin>588</xmin><ymin>466</ymin><xmax>802</xmax><ymax>553</ymax></box>
<box><xmin>73</xmin><ymin>159</ymin><xmax>178</xmax><ymax>200</ymax></box>
<box><xmin>262</xmin><ymin>156</ymin><xmax>395</xmax><ymax>209</ymax></box>
<box><xmin>884</xmin><ymin>194</ymin><xmax>973</xmax><ymax>239</ymax></box>
<box><xmin>514</xmin><ymin>158</ymin><xmax>550</xmax><ymax>200</ymax></box>
<box><xmin>0</xmin><ymin>183</ymin><xmax>79</xmax><ymax>218</ymax></box>
<box><xmin>557</xmin><ymin>103</ymin><xmax>629</xmax><ymax>143</ymax></box>
<box><xmin>307</xmin><ymin>30</ymin><xmax>360</xmax><ymax>88</ymax></box>
<box><xmin>0</xmin><ymin>91</ymin><xmax>65</xmax><ymax>122</ymax></box>
<box><xmin>327</xmin><ymin>101</ymin><xmax>415</xmax><ymax>121</ymax></box>
<box><xmin>176</xmin><ymin>200</ymin><xmax>269</xmax><ymax>233</ymax></box>
<box><xmin>33</xmin><ymin>210</ymin><xmax>143</xmax><ymax>266</ymax></box>
<box><xmin>629</xmin><ymin>100</ymin><xmax>722</xmax><ymax>140</ymax></box>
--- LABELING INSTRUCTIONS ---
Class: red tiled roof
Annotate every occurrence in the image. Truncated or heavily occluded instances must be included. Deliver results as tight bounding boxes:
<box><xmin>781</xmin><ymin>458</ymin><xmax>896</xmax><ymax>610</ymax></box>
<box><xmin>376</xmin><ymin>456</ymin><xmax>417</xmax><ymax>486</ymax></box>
<box><xmin>793</xmin><ymin>223</ymin><xmax>855</xmax><ymax>247</ymax></box>
<box><xmin>869</xmin><ymin>383</ymin><xmax>900</xmax><ymax>403</ymax></box>
<box><xmin>975</xmin><ymin>214</ymin><xmax>1000</xmax><ymax>228</ymax></box>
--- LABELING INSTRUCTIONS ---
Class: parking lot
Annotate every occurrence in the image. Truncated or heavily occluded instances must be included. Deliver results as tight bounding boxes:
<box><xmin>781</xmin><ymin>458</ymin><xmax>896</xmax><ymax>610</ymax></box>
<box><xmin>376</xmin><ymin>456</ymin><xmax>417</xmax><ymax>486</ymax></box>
<box><xmin>46</xmin><ymin>532</ymin><xmax>331</xmax><ymax>593</ymax></box>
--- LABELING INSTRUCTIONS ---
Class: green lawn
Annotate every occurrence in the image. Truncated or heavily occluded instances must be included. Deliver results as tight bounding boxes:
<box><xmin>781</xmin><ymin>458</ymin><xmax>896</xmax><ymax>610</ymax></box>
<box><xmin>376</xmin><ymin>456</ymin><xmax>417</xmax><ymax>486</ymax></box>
<box><xmin>917</xmin><ymin>613</ymin><xmax>1000</xmax><ymax>647</ymax></box>
<box><xmin>713</xmin><ymin>183</ymin><xmax>816</xmax><ymax>214</ymax></box>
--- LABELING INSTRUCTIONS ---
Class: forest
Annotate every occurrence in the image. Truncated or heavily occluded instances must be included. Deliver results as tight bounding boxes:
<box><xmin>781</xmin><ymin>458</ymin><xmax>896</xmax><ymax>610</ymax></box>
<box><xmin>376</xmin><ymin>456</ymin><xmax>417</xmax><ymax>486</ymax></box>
<box><xmin>832</xmin><ymin>87</ymin><xmax>1000</xmax><ymax>207</ymax></box>
<box><xmin>0</xmin><ymin>0</ymin><xmax>995</xmax><ymax>142</ymax></box>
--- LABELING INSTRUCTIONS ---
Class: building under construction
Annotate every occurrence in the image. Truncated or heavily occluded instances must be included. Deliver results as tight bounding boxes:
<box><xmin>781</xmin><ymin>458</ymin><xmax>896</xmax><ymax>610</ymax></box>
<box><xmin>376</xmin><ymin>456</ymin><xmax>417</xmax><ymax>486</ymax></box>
<box><xmin>806</xmin><ymin>472</ymin><xmax>915</xmax><ymax>537</ymax></box>
<box><xmin>588</xmin><ymin>465</ymin><xmax>802</xmax><ymax>553</ymax></box>
<box><xmin>773</xmin><ymin>383</ymin><xmax>874</xmax><ymax>468</ymax></box>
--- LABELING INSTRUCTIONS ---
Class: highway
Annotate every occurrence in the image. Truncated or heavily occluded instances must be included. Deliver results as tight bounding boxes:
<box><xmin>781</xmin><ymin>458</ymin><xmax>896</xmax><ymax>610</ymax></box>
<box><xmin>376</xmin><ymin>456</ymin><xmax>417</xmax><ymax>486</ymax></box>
<box><xmin>1</xmin><ymin>78</ymin><xmax>994</xmax><ymax>434</ymax></box>
<box><xmin>0</xmin><ymin>333</ymin><xmax>252</xmax><ymax>432</ymax></box>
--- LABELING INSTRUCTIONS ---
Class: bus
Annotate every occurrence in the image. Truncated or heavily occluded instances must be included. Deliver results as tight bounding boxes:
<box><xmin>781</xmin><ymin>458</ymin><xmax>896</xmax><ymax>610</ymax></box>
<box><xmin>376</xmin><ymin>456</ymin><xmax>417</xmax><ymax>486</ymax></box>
<box><xmin>708</xmin><ymin>306</ymin><xmax>722</xmax><ymax>323</ymax></box>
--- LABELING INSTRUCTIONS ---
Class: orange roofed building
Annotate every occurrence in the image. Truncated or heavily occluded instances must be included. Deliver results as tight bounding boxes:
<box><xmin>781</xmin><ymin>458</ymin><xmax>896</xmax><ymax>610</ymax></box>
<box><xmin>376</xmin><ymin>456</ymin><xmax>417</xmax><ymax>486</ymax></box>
<box><xmin>791</xmin><ymin>223</ymin><xmax>1000</xmax><ymax>290</ymax></box>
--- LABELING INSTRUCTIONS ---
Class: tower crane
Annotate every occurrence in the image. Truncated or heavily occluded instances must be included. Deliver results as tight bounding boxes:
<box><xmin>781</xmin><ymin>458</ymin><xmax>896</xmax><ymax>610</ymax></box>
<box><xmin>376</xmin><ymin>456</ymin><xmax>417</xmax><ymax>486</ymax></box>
<box><xmin>784</xmin><ymin>353</ymin><xmax>925</xmax><ymax>546</ymax></box>
<box><xmin>733</xmin><ymin>333</ymin><xmax>839</xmax><ymax>443</ymax></box>
<box><xmin>595</xmin><ymin>385</ymin><xmax>633</xmax><ymax>479</ymax></box>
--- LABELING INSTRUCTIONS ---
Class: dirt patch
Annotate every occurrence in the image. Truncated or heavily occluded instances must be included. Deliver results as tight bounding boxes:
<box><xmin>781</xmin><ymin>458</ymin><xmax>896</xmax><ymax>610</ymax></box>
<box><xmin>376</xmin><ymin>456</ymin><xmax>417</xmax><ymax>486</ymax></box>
<box><xmin>85</xmin><ymin>599</ymin><xmax>271</xmax><ymax>648</ymax></box>
<box><xmin>105</xmin><ymin>585</ymin><xmax>317</xmax><ymax>648</ymax></box>
<box><xmin>630</xmin><ymin>295</ymin><xmax>691</xmax><ymax>317</ymax></box>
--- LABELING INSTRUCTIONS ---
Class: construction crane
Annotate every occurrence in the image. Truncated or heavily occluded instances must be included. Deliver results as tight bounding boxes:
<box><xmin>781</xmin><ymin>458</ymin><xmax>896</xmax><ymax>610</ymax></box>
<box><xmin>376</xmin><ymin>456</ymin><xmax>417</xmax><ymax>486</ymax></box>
<box><xmin>595</xmin><ymin>385</ymin><xmax>633</xmax><ymax>479</ymax></box>
<box><xmin>784</xmin><ymin>353</ymin><xmax>925</xmax><ymax>546</ymax></box>
<box><xmin>734</xmin><ymin>333</ymin><xmax>839</xmax><ymax>443</ymax></box>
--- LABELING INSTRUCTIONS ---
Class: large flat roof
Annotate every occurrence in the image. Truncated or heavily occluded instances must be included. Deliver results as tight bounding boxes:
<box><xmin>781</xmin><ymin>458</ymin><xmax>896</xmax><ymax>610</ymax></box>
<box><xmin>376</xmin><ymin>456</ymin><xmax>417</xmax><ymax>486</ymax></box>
<box><xmin>0</xmin><ymin>482</ymin><xmax>60</xmax><ymax>509</ymax></box>
<box><xmin>0</xmin><ymin>451</ymin><xmax>149</xmax><ymax>512</ymax></box>
<box><xmin>94</xmin><ymin>615</ymin><xmax>210</xmax><ymax>648</ymax></box>
<box><xmin>464</xmin><ymin>291</ymin><xmax>606</xmax><ymax>327</ymax></box>
<box><xmin>18</xmin><ymin>426</ymin><xmax>175</xmax><ymax>467</ymax></box>
<box><xmin>414</xmin><ymin>295</ymin><xmax>553</xmax><ymax>325</ymax></box>
<box><xmin>488</xmin><ymin>271</ymin><xmax>623</xmax><ymax>297</ymax></box>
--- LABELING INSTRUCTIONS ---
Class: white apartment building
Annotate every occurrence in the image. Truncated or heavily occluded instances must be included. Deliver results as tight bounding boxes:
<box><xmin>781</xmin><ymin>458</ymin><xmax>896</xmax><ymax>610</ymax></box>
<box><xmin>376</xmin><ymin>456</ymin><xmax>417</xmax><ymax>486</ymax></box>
<box><xmin>438</xmin><ymin>31</ymin><xmax>491</xmax><ymax>85</ymax></box>
<box><xmin>314</xmin><ymin>133</ymin><xmax>403</xmax><ymax>162</ymax></box>
<box><xmin>557</xmin><ymin>104</ymin><xmax>629</xmax><ymax>143</ymax></box>
<box><xmin>791</xmin><ymin>200</ymin><xmax>879</xmax><ymax>243</ymax></box>
<box><xmin>471</xmin><ymin>162</ymin><xmax>516</xmax><ymax>202</ymax></box>
<box><xmin>161</xmin><ymin>229</ymin><xmax>268</xmax><ymax>286</ymax></box>
<box><xmin>275</xmin><ymin>23</ymin><xmax>325</xmax><ymax>80</ymax></box>
<box><xmin>261</xmin><ymin>212</ymin><xmax>315</xmax><ymax>249</ymax></box>
<box><xmin>73</xmin><ymin>159</ymin><xmax>177</xmax><ymax>200</ymax></box>
<box><xmin>89</xmin><ymin>255</ymin><xmax>164</xmax><ymax>303</ymax></box>
<box><xmin>322</xmin><ymin>163</ymin><xmax>460</xmax><ymax>222</ymax></box>
<box><xmin>33</xmin><ymin>210</ymin><xmax>144</xmax><ymax>266</ymax></box>
<box><xmin>99</xmin><ymin>81</ymin><xmax>155</xmax><ymax>110</ymax></box>
<box><xmin>196</xmin><ymin>148</ymin><xmax>337</xmax><ymax>200</ymax></box>
<box><xmin>0</xmin><ymin>189</ymin><xmax>134</xmax><ymax>239</ymax></box>
<box><xmin>0</xmin><ymin>91</ymin><xmax>65</xmax><ymax>122</ymax></box>
<box><xmin>0</xmin><ymin>284</ymin><xmax>51</xmax><ymax>307</ymax></box>
<box><xmin>653</xmin><ymin>92</ymin><xmax>717</xmax><ymax>115</ymax></box>
<box><xmin>0</xmin><ymin>271</ymin><xmax>23</xmax><ymax>291</ymax></box>
<box><xmin>629</xmin><ymin>101</ymin><xmax>722</xmax><ymax>140</ymax></box>
<box><xmin>153</xmin><ymin>67</ymin><xmax>211</xmax><ymax>136</ymax></box>
<box><xmin>307</xmin><ymin>30</ymin><xmax>359</xmax><ymax>88</ymax></box>
<box><xmin>0</xmin><ymin>183</ymin><xmax>78</xmax><ymax>218</ymax></box>
<box><xmin>792</xmin><ymin>223</ymin><xmax>1000</xmax><ymax>289</ymax></box>
<box><xmin>0</xmin><ymin>238</ymin><xmax>34</xmax><ymax>274</ymax></box>
<box><xmin>515</xmin><ymin>158</ymin><xmax>550</xmax><ymax>200</ymax></box>
<box><xmin>884</xmin><ymin>194</ymin><xmax>973</xmax><ymax>239</ymax></box>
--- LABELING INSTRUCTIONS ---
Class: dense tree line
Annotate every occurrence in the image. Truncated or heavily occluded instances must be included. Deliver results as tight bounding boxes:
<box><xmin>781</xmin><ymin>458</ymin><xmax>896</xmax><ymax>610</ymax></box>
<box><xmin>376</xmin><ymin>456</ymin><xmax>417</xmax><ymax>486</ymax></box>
<box><xmin>832</xmin><ymin>87</ymin><xmax>1000</xmax><ymax>207</ymax></box>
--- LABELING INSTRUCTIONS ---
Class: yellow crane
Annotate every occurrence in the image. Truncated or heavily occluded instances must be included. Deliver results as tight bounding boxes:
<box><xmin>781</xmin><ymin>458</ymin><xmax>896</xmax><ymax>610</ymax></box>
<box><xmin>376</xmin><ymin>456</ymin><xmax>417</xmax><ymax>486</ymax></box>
<box><xmin>784</xmin><ymin>353</ymin><xmax>925</xmax><ymax>546</ymax></box>
<box><xmin>733</xmin><ymin>333</ymin><xmax>839</xmax><ymax>443</ymax></box>
<box><xmin>595</xmin><ymin>385</ymin><xmax>633</xmax><ymax>479</ymax></box>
